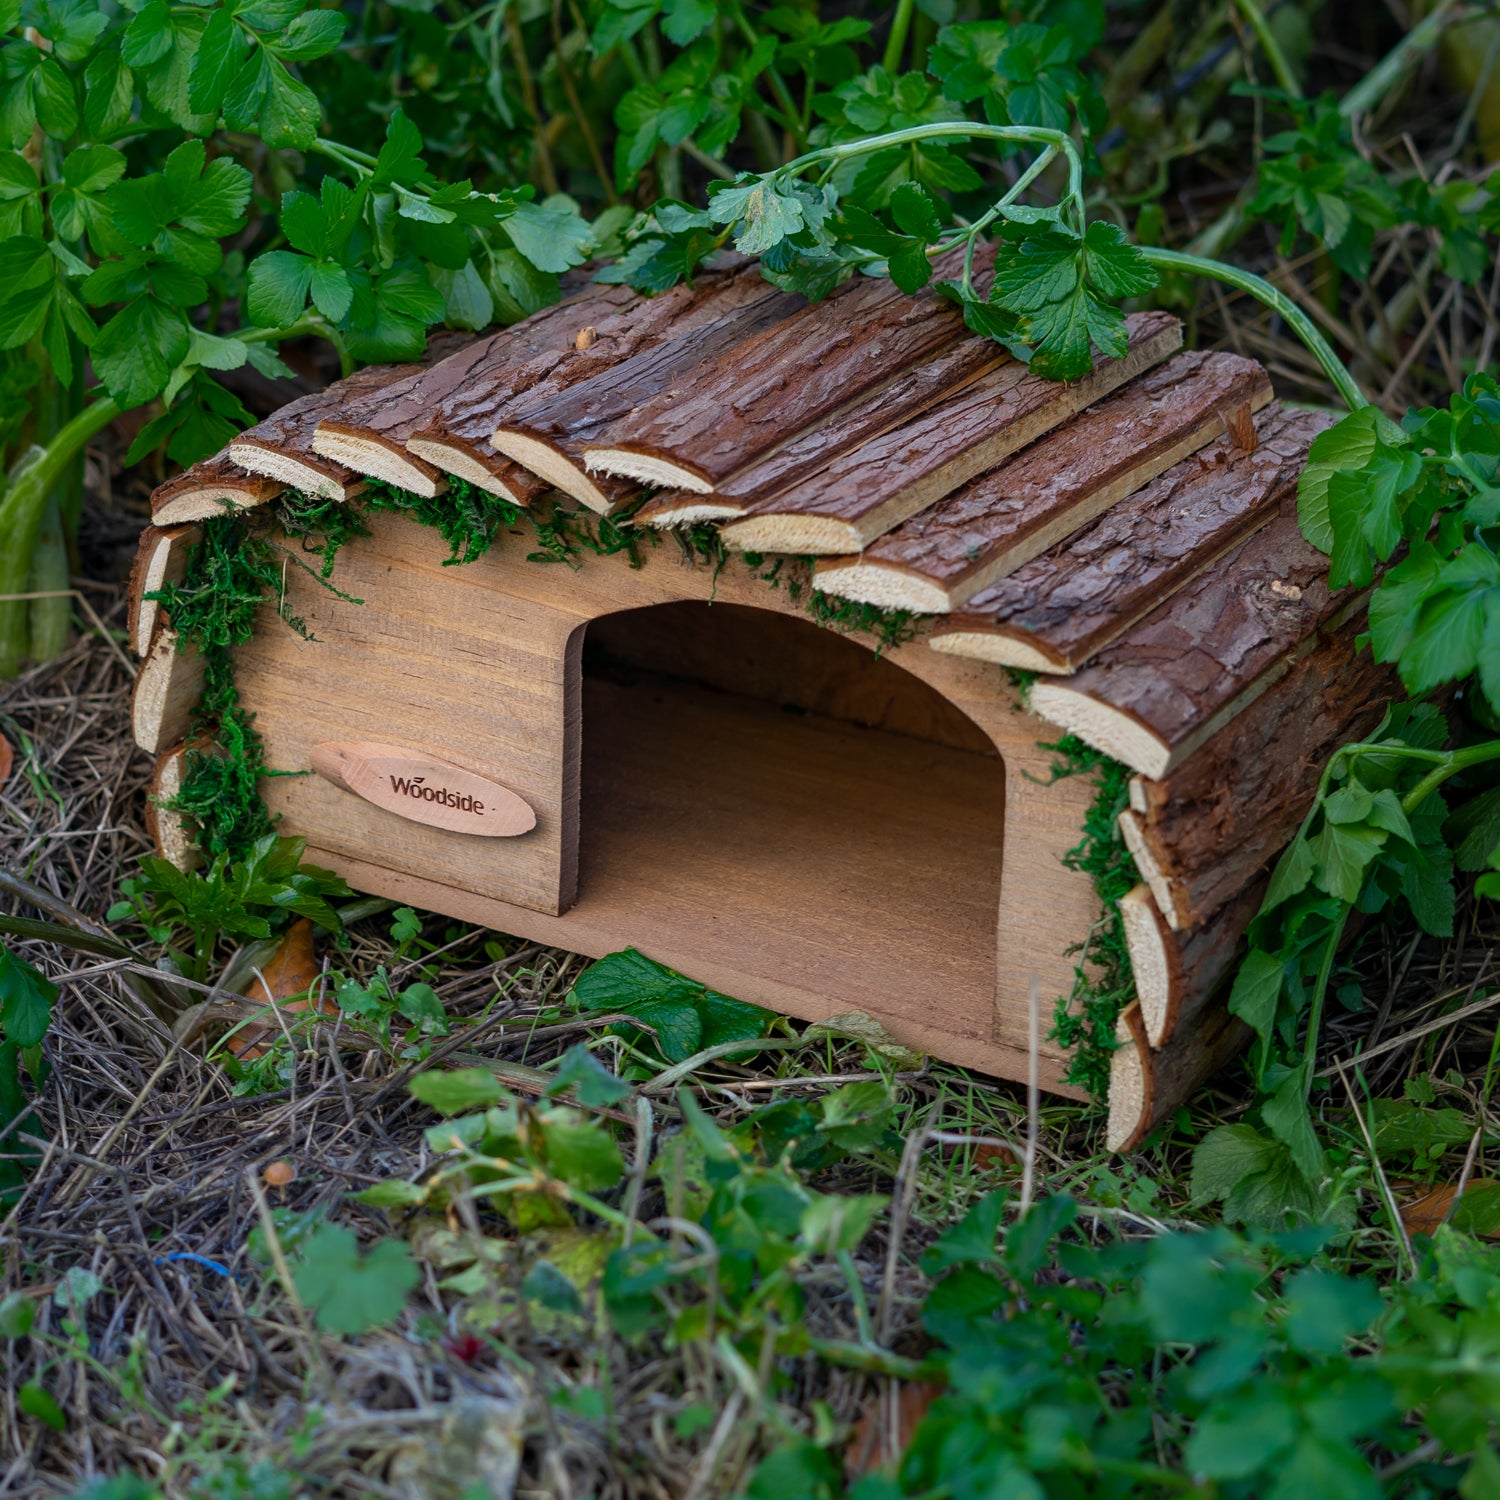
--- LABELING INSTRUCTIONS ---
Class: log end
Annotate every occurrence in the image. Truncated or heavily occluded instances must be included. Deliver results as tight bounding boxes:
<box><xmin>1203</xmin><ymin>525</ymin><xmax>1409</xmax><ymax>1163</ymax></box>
<box><xmin>723</xmin><ymin>513</ymin><xmax>870</xmax><ymax>556</ymax></box>
<box><xmin>811</xmin><ymin>559</ymin><xmax>953</xmax><ymax>615</ymax></box>
<box><xmin>127</xmin><ymin>524</ymin><xmax>200</xmax><ymax>658</ymax></box>
<box><xmin>145</xmin><ymin>743</ymin><xmax>203</xmax><ymax>872</ymax></box>
<box><xmin>1029</xmin><ymin>682</ymin><xmax>1174</xmax><ymax>779</ymax></box>
<box><xmin>313</xmin><ymin>425</ymin><xmax>445</xmax><ymax>498</ymax></box>
<box><xmin>132</xmin><ymin>628</ymin><xmax>205</xmax><ymax>758</ymax></box>
<box><xmin>1117</xmin><ymin>809</ymin><xmax>1189</xmax><ymax>932</ymax></box>
<box><xmin>1119</xmin><ymin>884</ymin><xmax>1175</xmax><ymax>1048</ymax></box>
<box><xmin>635</xmin><ymin>492</ymin><xmax>747</xmax><ymax>529</ymax></box>
<box><xmin>151</xmin><ymin>479</ymin><xmax>279</xmax><ymax>527</ymax></box>
<box><xmin>491</xmin><ymin>428</ymin><xmax>620</xmax><ymax>512</ymax></box>
<box><xmin>1106</xmin><ymin>1004</ymin><xmax>1152</xmax><ymax>1152</ymax></box>
<box><xmin>925</xmin><ymin>626</ymin><xmax>1071</xmax><ymax>673</ymax></box>
<box><xmin>405</xmin><ymin>436</ymin><xmax>533</xmax><ymax>505</ymax></box>
<box><xmin>227</xmin><ymin>440</ymin><xmax>356</xmax><ymax>503</ymax></box>
<box><xmin>582</xmin><ymin>444</ymin><xmax>711</xmax><ymax>494</ymax></box>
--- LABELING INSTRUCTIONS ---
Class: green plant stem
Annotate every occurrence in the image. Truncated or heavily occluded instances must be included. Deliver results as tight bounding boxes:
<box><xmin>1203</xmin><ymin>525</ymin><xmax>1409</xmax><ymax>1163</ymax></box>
<box><xmin>882</xmin><ymin>0</ymin><xmax>917</xmax><ymax>74</ymax></box>
<box><xmin>1141</xmin><ymin>247</ymin><xmax>1367</xmax><ymax>410</ymax></box>
<box><xmin>0</xmin><ymin>398</ymin><xmax>120</xmax><ymax>680</ymax></box>
<box><xmin>1341</xmin><ymin>0</ymin><xmax>1463</xmax><ymax>118</ymax></box>
<box><xmin>1231</xmin><ymin>0</ymin><xmax>1301</xmax><ymax>97</ymax></box>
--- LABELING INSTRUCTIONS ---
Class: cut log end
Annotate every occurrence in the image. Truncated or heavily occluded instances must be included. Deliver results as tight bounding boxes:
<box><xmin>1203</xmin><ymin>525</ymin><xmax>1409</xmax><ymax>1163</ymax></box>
<box><xmin>925</xmin><ymin>628</ymin><xmax>1069</xmax><ymax>673</ymax></box>
<box><xmin>128</xmin><ymin>525</ymin><xmax>199</xmax><ymax>657</ymax></box>
<box><xmin>404</xmin><ymin>436</ymin><xmax>535</xmax><ymax>505</ymax></box>
<box><xmin>812</xmin><ymin>560</ymin><xmax>953</xmax><ymax>615</ymax></box>
<box><xmin>1119</xmin><ymin>884</ymin><xmax>1174</xmax><ymax>1048</ymax></box>
<box><xmin>722</xmin><ymin>513</ymin><xmax>869</xmax><ymax>556</ymax></box>
<box><xmin>152</xmin><ymin>483</ymin><xmax>275</xmax><ymax>527</ymax></box>
<box><xmin>491</xmin><ymin>428</ymin><xmax>621</xmax><ymax>513</ymax></box>
<box><xmin>1118</xmin><ymin>809</ymin><xmax>1188</xmax><ymax>931</ymax></box>
<box><xmin>1029</xmin><ymin>683</ymin><xmax>1174</xmax><ymax>779</ymax></box>
<box><xmin>132</xmin><ymin>627</ymin><xmax>205</xmax><ymax>758</ymax></box>
<box><xmin>635</xmin><ymin>493</ymin><xmax>745</xmax><ymax>529</ymax></box>
<box><xmin>227</xmin><ymin>442</ymin><xmax>355</xmax><ymax>503</ymax></box>
<box><xmin>1106</xmin><ymin>1008</ymin><xmax>1151</xmax><ymax>1152</ymax></box>
<box><xmin>312</xmin><ymin>428</ymin><xmax>445</xmax><ymax>498</ymax></box>
<box><xmin>145</xmin><ymin>744</ymin><xmax>202</xmax><ymax>872</ymax></box>
<box><xmin>582</xmin><ymin>444</ymin><xmax>711</xmax><ymax>494</ymax></box>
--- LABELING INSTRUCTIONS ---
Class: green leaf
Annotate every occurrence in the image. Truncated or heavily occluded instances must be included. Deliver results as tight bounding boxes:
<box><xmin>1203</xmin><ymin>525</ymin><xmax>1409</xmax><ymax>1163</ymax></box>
<box><xmin>623</xmin><ymin>996</ymin><xmax>702</xmax><ymax>1062</ymax></box>
<box><xmin>247</xmin><ymin>249</ymin><xmax>313</xmax><ymax>327</ymax></box>
<box><xmin>1310</xmin><ymin>818</ymin><xmax>1385</xmax><ymax>903</ymax></box>
<box><xmin>922</xmin><ymin>1189</ymin><xmax>1008</xmax><ymax>1271</ymax></box>
<box><xmin>1191</xmin><ymin>1122</ymin><xmax>1278</xmax><ymax>1201</ymax></box>
<box><xmin>710</xmin><ymin>177</ymin><xmax>806</xmax><ymax>256</ymax></box>
<box><xmin>1185</xmin><ymin>1387</ymin><xmax>1298</xmax><ymax>1479</ymax></box>
<box><xmin>19</xmin><ymin>1380</ymin><xmax>65</xmax><ymax>1431</ymax></box>
<box><xmin>0</xmin><ymin>1290</ymin><xmax>35</xmax><ymax>1339</ymax></box>
<box><xmin>572</xmin><ymin>949</ymin><xmax>701</xmax><ymax>1013</ymax></box>
<box><xmin>698</xmin><ymin>990</ymin><xmax>769</xmax><ymax>1049</ymax></box>
<box><xmin>522</xmin><ymin>1259</ymin><xmax>584</xmax><ymax>1315</ymax></box>
<box><xmin>429</xmin><ymin>260</ymin><xmax>493</xmax><ymax>331</ymax></box>
<box><xmin>292</xmin><ymin>1224</ymin><xmax>419</xmax><ymax>1335</ymax></box>
<box><xmin>1227</xmin><ymin>948</ymin><xmax>1284</xmax><ymax>1037</ymax></box>
<box><xmin>33</xmin><ymin>57</ymin><xmax>76</xmax><ymax>140</ymax></box>
<box><xmin>187</xmin><ymin>5</ymin><xmax>245</xmax><ymax>116</ymax></box>
<box><xmin>499</xmin><ymin>198</ymin><xmax>593</xmax><ymax>274</ymax></box>
<box><xmin>91</xmin><ymin>296</ymin><xmax>190</xmax><ymax>406</ymax></box>
<box><xmin>1263</xmin><ymin>834</ymin><xmax>1315</xmax><ymax>909</ymax></box>
<box><xmin>309</xmin><ymin>260</ymin><xmax>352</xmax><ymax>321</ymax></box>
<box><xmin>83</xmin><ymin>52</ymin><xmax>134</xmax><ymax>139</ymax></box>
<box><xmin>1283</xmin><ymin>1268</ymin><xmax>1382</xmax><ymax>1354</ymax></box>
<box><xmin>0</xmin><ymin>945</ymin><xmax>57</xmax><ymax>1049</ymax></box>
<box><xmin>1297</xmin><ymin>407</ymin><xmax>1383</xmax><ymax>552</ymax></box>
<box><xmin>546</xmin><ymin>1044</ymin><xmax>631</xmax><ymax>1107</ymax></box>
<box><xmin>267</xmin><ymin>9</ymin><xmax>347</xmax><ymax>62</ymax></box>
<box><xmin>122</xmin><ymin>2</ymin><xmax>174</xmax><ymax>67</ymax></box>
<box><xmin>540</xmin><ymin>1112</ymin><xmax>623</xmax><ymax>1190</ymax></box>
<box><xmin>408</xmin><ymin>1067</ymin><xmax>506</xmax><ymax>1116</ymax></box>
<box><xmin>890</xmin><ymin>180</ymin><xmax>943</xmax><ymax>242</ymax></box>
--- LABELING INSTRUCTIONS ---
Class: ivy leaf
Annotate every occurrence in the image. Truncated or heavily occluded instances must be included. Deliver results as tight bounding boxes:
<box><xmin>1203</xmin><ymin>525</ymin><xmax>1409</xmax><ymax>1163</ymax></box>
<box><xmin>291</xmin><ymin>1224</ymin><xmax>419</xmax><ymax>1335</ymax></box>
<box><xmin>0</xmin><ymin>945</ymin><xmax>57</xmax><ymax>1049</ymax></box>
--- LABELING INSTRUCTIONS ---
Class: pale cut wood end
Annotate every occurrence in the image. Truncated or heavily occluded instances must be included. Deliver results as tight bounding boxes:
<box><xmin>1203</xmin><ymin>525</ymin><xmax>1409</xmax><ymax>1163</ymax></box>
<box><xmin>926</xmin><ymin>629</ymin><xmax>1070</xmax><ymax>673</ymax></box>
<box><xmin>312</xmin><ymin>427</ymin><xmax>445</xmax><ymax>498</ymax></box>
<box><xmin>582</xmin><ymin>445</ymin><xmax>711</xmax><ymax>494</ymax></box>
<box><xmin>1029</xmin><ymin>682</ymin><xmax>1174</xmax><ymax>779</ymax></box>
<box><xmin>811</xmin><ymin>561</ymin><xmax>953</xmax><ymax>614</ymax></box>
<box><xmin>128</xmin><ymin>525</ymin><xmax>199</xmax><ymax>657</ymax></box>
<box><xmin>1119</xmin><ymin>883</ymin><xmax>1174</xmax><ymax>1047</ymax></box>
<box><xmin>145</xmin><ymin>744</ymin><xmax>202</xmax><ymax>871</ymax></box>
<box><xmin>227</xmin><ymin>442</ymin><xmax>351</xmax><ymax>502</ymax></box>
<box><xmin>1106</xmin><ymin>1003</ymin><xmax>1151</xmax><ymax>1151</ymax></box>
<box><xmin>405</xmin><ymin>437</ymin><xmax>526</xmax><ymax>503</ymax></box>
<box><xmin>152</xmin><ymin>483</ymin><xmax>276</xmax><ymax>526</ymax></box>
<box><xmin>722</xmin><ymin>513</ymin><xmax>868</xmax><ymax>556</ymax></box>
<box><xmin>490</xmin><ymin>429</ymin><xmax>618</xmax><ymax>512</ymax></box>
<box><xmin>635</xmin><ymin>494</ymin><xmax>749</xmax><ymax>529</ymax></box>
<box><xmin>1117</xmin><ymin>809</ymin><xmax>1188</xmax><ymax>932</ymax></box>
<box><xmin>132</xmin><ymin>628</ymin><xmax>205</xmax><ymax>757</ymax></box>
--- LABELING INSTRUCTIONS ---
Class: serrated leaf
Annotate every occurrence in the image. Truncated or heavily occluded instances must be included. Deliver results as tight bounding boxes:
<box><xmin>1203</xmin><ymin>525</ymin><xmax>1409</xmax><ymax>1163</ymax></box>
<box><xmin>187</xmin><ymin>4</ymin><xmax>244</xmax><ymax>116</ymax></box>
<box><xmin>309</xmin><ymin>260</ymin><xmax>352</xmax><ymax>321</ymax></box>
<box><xmin>246</xmin><ymin>249</ymin><xmax>313</xmax><ymax>327</ymax></box>
<box><xmin>91</xmin><ymin>295</ymin><xmax>189</xmax><ymax>406</ymax></box>
<box><xmin>502</xmin><ymin>199</ymin><xmax>593</xmax><ymax>273</ymax></box>
<box><xmin>408</xmin><ymin>1067</ymin><xmax>506</xmax><ymax>1116</ymax></box>
<box><xmin>0</xmin><ymin>945</ymin><xmax>57</xmax><ymax>1049</ymax></box>
<box><xmin>267</xmin><ymin>9</ymin><xmax>347</xmax><ymax>62</ymax></box>
<box><xmin>292</xmin><ymin>1224</ymin><xmax>419</xmax><ymax>1335</ymax></box>
<box><xmin>1227</xmin><ymin>948</ymin><xmax>1285</xmax><ymax>1037</ymax></box>
<box><xmin>889</xmin><ymin>180</ymin><xmax>943</xmax><ymax>242</ymax></box>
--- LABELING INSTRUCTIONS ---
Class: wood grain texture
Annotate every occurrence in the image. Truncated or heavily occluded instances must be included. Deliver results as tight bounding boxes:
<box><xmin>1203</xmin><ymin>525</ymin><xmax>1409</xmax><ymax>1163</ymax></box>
<box><xmin>1107</xmin><ymin>998</ymin><xmax>1250</xmax><ymax>1151</ymax></box>
<box><xmin>149</xmin><ymin>457</ymin><xmax>282</xmax><ymax>526</ymax></box>
<box><xmin>228</xmin><ymin>360</ymin><xmax>432</xmax><ymax>500</ymax></box>
<box><xmin>228</xmin><ymin>512</ymin><xmax>1104</xmax><ymax>1092</ymax></box>
<box><xmin>482</xmin><ymin>269</ymin><xmax>807</xmax><ymax>511</ymax></box>
<box><xmin>1118</xmin><ymin>615</ymin><xmax>1398</xmax><ymax>930</ymax></box>
<box><xmin>928</xmin><ymin>404</ymin><xmax>1330</xmax><ymax>672</ymax></box>
<box><xmin>581</xmin><ymin>273</ymin><xmax>978</xmax><ymax>493</ymax></box>
<box><xmin>132</xmin><ymin>626</ymin><xmax>204</xmax><ymax>756</ymax></box>
<box><xmin>812</xmin><ymin>350</ymin><xmax>1273</xmax><ymax>612</ymax></box>
<box><xmin>128</xmin><ymin>524</ymin><xmax>199</xmax><ymax>656</ymax></box>
<box><xmin>1120</xmin><ymin>879</ymin><xmax>1264</xmax><ymax>1047</ymax></box>
<box><xmin>1029</xmin><ymin>489</ymin><xmax>1366</xmax><ymax>779</ymax></box>
<box><xmin>314</xmin><ymin>281</ymin><xmax>635</xmax><ymax>497</ymax></box>
<box><xmin>722</xmin><ymin>312</ymin><xmax>1183</xmax><ymax>554</ymax></box>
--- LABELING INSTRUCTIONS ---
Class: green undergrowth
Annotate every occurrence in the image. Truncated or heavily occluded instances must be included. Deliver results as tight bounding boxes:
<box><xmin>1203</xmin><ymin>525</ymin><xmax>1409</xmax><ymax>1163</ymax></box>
<box><xmin>148</xmin><ymin>484</ymin><xmax>933</xmax><ymax>861</ymax></box>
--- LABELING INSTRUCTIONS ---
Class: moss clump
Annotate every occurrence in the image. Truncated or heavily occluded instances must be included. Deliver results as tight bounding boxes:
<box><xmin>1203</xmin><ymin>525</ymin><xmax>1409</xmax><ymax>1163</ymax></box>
<box><xmin>1037</xmin><ymin>733</ymin><xmax>1139</xmax><ymax>1100</ymax></box>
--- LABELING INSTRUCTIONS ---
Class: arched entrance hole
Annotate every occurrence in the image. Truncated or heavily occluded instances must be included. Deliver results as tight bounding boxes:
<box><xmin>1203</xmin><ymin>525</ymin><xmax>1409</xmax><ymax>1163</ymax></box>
<box><xmin>576</xmin><ymin>601</ymin><xmax>1007</xmax><ymax>1043</ymax></box>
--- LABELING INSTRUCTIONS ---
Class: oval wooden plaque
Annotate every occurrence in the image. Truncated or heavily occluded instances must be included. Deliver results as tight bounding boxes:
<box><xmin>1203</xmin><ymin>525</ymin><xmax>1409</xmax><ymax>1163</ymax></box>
<box><xmin>309</xmin><ymin>742</ymin><xmax>536</xmax><ymax>837</ymax></box>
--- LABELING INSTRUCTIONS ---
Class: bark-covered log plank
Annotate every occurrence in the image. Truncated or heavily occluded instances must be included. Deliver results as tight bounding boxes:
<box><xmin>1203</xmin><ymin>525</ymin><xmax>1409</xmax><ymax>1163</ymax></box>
<box><xmin>127</xmin><ymin>524</ymin><xmax>200</xmax><ymax>656</ymax></box>
<box><xmin>811</xmin><ymin>351</ymin><xmax>1273</xmax><ymax>612</ymax></box>
<box><xmin>1120</xmin><ymin>879</ymin><xmax>1264</xmax><ymax>1048</ymax></box>
<box><xmin>721</xmin><ymin>312</ymin><xmax>1183</xmax><ymax>554</ymax></box>
<box><xmin>580</xmin><ymin>272</ymin><xmax>981</xmax><ymax>495</ymax></box>
<box><xmin>434</xmin><ymin>268</ymin><xmax>805</xmax><ymax>512</ymax></box>
<box><xmin>228</xmin><ymin>360</ymin><xmax>432</xmax><ymax>501</ymax></box>
<box><xmin>132</xmin><ymin>626</ymin><xmax>204</xmax><ymax>757</ymax></box>
<box><xmin>150</xmin><ymin>456</ymin><xmax>283</xmax><ymax>526</ymax></box>
<box><xmin>1029</xmin><ymin>487</ymin><xmax>1364</xmax><ymax>780</ymax></box>
<box><xmin>1117</xmin><ymin>616</ymin><xmax>1397</xmax><ymax>930</ymax></box>
<box><xmin>1107</xmin><ymin>998</ymin><xmax>1250</xmax><ymax>1151</ymax></box>
<box><xmin>633</xmin><ymin>336</ymin><xmax>1017</xmax><ymax>530</ymax></box>
<box><xmin>315</xmin><ymin>281</ymin><xmax>637</xmax><ymax>499</ymax></box>
<box><xmin>928</xmin><ymin>404</ymin><xmax>1329</xmax><ymax>673</ymax></box>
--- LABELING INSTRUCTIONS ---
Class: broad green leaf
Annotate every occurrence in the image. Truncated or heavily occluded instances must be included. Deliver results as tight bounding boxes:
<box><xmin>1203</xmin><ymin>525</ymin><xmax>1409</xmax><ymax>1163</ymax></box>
<box><xmin>430</xmin><ymin>260</ymin><xmax>493</xmax><ymax>331</ymax></box>
<box><xmin>1310</xmin><ymin>818</ymin><xmax>1386</xmax><ymax>903</ymax></box>
<box><xmin>83</xmin><ymin>52</ymin><xmax>134</xmax><ymax>139</ymax></box>
<box><xmin>309</xmin><ymin>260</ymin><xmax>352</xmax><ymax>321</ymax></box>
<box><xmin>247</xmin><ymin>249</ymin><xmax>313</xmax><ymax>327</ymax></box>
<box><xmin>572</xmin><ymin>949</ymin><xmax>701</xmax><ymax>1013</ymax></box>
<box><xmin>1297</xmin><ymin>407</ymin><xmax>1383</xmax><ymax>551</ymax></box>
<box><xmin>122</xmin><ymin>2</ymin><xmax>175</xmax><ymax>68</ymax></box>
<box><xmin>187</xmin><ymin>5</ymin><xmax>245</xmax><ymax>116</ymax></box>
<box><xmin>890</xmin><ymin>180</ymin><xmax>943</xmax><ymax>242</ymax></box>
<box><xmin>266</xmin><ymin>9</ymin><xmax>347</xmax><ymax>62</ymax></box>
<box><xmin>0</xmin><ymin>945</ymin><xmax>56</xmax><ymax>1048</ymax></box>
<box><xmin>1282</xmin><ymin>1268</ymin><xmax>1381</xmax><ymax>1354</ymax></box>
<box><xmin>408</xmin><ymin>1068</ymin><xmax>505</xmax><ymax>1116</ymax></box>
<box><xmin>546</xmin><ymin>1044</ymin><xmax>631</xmax><ymax>1107</ymax></box>
<box><xmin>1262</xmin><ymin>834</ymin><xmax>1315</xmax><ymax>909</ymax></box>
<box><xmin>1227</xmin><ymin>948</ymin><xmax>1284</xmax><ymax>1037</ymax></box>
<box><xmin>292</xmin><ymin>1224</ymin><xmax>419</xmax><ymax>1335</ymax></box>
<box><xmin>91</xmin><ymin>296</ymin><xmax>191</xmax><ymax>406</ymax></box>
<box><xmin>18</xmin><ymin>1380</ymin><xmax>64</xmax><ymax>1431</ymax></box>
<box><xmin>1184</xmin><ymin>1386</ymin><xmax>1298</xmax><ymax>1479</ymax></box>
<box><xmin>539</xmin><ymin>1112</ymin><xmax>623</xmax><ymax>1190</ymax></box>
<box><xmin>502</xmin><ymin>199</ymin><xmax>593</xmax><ymax>273</ymax></box>
<box><xmin>1401</xmin><ymin>587</ymin><xmax>1486</xmax><ymax>693</ymax></box>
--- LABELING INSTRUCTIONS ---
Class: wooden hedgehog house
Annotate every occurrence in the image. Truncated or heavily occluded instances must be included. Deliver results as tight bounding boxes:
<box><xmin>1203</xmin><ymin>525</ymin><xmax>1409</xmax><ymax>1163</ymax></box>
<box><xmin>126</xmin><ymin>259</ymin><xmax>1395</xmax><ymax>1148</ymax></box>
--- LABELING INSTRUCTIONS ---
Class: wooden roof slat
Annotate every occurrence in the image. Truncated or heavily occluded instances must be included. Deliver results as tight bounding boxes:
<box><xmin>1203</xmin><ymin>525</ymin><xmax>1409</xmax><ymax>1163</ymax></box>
<box><xmin>150</xmin><ymin>456</ymin><xmax>283</xmax><ymax>527</ymax></box>
<box><xmin>1029</xmin><ymin>478</ymin><xmax>1361</xmax><ymax>779</ymax></box>
<box><xmin>579</xmin><ymin>266</ymin><xmax>982</xmax><ymax>495</ymax></box>
<box><xmin>310</xmin><ymin>284</ymin><xmax>635</xmax><ymax>499</ymax></box>
<box><xmin>719</xmin><ymin>311</ymin><xmax>1182</xmax><ymax>555</ymax></box>
<box><xmin>812</xmin><ymin>350</ymin><xmax>1273</xmax><ymax>613</ymax></box>
<box><xmin>226</xmin><ymin>358</ymin><xmax>438</xmax><ymax>502</ymax></box>
<box><xmin>1117</xmin><ymin>614</ymin><xmax>1397</xmax><ymax>931</ymax></box>
<box><xmin>478</xmin><ymin>267</ymin><xmax>807</xmax><ymax>513</ymax></box>
<box><xmin>928</xmin><ymin>403</ymin><xmax>1329</xmax><ymax>673</ymax></box>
